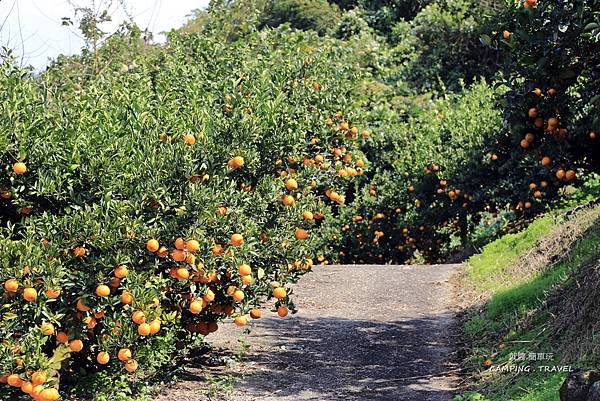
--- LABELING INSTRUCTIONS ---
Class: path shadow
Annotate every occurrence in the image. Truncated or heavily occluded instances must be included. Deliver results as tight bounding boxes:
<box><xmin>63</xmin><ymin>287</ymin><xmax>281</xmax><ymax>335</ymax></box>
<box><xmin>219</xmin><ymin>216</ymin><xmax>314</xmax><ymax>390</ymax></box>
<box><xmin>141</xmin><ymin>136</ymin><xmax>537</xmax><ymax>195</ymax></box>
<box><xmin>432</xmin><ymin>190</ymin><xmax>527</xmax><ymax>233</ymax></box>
<box><xmin>178</xmin><ymin>313</ymin><xmax>456</xmax><ymax>401</ymax></box>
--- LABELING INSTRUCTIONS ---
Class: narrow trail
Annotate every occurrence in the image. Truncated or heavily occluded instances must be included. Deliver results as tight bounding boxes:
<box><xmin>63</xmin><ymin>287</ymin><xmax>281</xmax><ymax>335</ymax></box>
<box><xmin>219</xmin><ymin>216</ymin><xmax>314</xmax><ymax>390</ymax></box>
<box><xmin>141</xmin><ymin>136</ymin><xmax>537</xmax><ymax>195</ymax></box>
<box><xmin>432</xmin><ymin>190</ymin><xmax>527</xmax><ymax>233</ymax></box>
<box><xmin>156</xmin><ymin>264</ymin><xmax>461</xmax><ymax>401</ymax></box>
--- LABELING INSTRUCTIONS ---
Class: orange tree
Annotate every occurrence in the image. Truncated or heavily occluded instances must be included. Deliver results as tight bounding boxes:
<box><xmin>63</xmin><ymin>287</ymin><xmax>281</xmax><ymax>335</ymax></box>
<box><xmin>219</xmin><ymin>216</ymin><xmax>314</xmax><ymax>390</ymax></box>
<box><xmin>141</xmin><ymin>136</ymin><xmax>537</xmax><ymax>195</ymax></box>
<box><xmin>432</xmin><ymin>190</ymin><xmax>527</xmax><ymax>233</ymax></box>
<box><xmin>338</xmin><ymin>0</ymin><xmax>600</xmax><ymax>263</ymax></box>
<box><xmin>0</xmin><ymin>22</ymin><xmax>367</xmax><ymax>400</ymax></box>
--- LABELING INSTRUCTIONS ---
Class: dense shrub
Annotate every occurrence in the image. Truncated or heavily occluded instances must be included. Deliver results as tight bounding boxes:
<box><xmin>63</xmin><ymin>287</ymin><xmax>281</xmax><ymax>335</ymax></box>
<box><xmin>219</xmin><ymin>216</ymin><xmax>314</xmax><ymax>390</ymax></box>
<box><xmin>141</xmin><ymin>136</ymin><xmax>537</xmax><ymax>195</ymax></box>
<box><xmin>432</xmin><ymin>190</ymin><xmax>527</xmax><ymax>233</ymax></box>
<box><xmin>0</xmin><ymin>25</ymin><xmax>367</xmax><ymax>400</ymax></box>
<box><xmin>260</xmin><ymin>0</ymin><xmax>341</xmax><ymax>35</ymax></box>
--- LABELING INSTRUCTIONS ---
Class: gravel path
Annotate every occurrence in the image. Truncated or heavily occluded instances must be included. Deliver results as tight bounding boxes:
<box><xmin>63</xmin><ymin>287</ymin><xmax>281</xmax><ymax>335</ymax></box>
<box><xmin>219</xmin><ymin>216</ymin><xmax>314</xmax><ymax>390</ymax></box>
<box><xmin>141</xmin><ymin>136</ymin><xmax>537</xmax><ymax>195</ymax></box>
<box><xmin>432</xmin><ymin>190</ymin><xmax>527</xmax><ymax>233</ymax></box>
<box><xmin>155</xmin><ymin>264</ymin><xmax>461</xmax><ymax>401</ymax></box>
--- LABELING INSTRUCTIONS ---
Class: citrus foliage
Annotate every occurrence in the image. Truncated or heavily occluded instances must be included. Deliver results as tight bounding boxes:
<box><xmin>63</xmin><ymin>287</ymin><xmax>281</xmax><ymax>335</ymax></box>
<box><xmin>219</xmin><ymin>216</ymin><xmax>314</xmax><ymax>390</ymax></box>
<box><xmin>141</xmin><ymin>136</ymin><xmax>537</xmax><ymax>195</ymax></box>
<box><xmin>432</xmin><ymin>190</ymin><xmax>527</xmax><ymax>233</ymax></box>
<box><xmin>0</xmin><ymin>24</ymin><xmax>367</xmax><ymax>400</ymax></box>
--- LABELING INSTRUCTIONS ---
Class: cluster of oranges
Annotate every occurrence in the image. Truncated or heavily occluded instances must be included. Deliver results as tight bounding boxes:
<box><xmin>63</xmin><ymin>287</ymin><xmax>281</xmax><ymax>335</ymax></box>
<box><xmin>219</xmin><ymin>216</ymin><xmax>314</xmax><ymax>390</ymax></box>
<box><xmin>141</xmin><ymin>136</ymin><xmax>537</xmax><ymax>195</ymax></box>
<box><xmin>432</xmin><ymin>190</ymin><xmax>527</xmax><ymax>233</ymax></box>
<box><xmin>1</xmin><ymin>371</ymin><xmax>60</xmax><ymax>401</ymax></box>
<box><xmin>0</xmin><ymin>100</ymin><xmax>369</xmax><ymax>401</ymax></box>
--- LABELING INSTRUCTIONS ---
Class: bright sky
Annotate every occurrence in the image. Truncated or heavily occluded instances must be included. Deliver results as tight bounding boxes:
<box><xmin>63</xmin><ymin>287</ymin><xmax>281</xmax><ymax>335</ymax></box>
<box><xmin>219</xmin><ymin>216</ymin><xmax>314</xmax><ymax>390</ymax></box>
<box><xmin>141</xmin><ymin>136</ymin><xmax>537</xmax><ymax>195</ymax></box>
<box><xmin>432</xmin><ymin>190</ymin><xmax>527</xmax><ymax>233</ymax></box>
<box><xmin>0</xmin><ymin>0</ymin><xmax>210</xmax><ymax>70</ymax></box>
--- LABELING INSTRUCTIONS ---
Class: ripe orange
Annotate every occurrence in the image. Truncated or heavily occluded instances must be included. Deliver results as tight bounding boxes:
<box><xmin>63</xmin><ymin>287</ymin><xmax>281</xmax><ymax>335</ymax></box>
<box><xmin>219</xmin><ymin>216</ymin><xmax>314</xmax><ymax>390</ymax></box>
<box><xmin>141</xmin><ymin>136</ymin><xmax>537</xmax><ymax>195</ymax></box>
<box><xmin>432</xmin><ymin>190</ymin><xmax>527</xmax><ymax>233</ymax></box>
<box><xmin>171</xmin><ymin>249</ymin><xmax>186</xmax><ymax>262</ymax></box>
<box><xmin>525</xmin><ymin>133</ymin><xmax>535</xmax><ymax>143</ymax></box>
<box><xmin>40</xmin><ymin>388</ymin><xmax>60</xmax><ymax>401</ymax></box>
<box><xmin>150</xmin><ymin>319</ymin><xmax>161</xmax><ymax>334</ymax></box>
<box><xmin>157</xmin><ymin>246</ymin><xmax>169</xmax><ymax>258</ymax></box>
<box><xmin>31</xmin><ymin>371</ymin><xmax>47</xmax><ymax>386</ymax></box>
<box><xmin>132</xmin><ymin>310</ymin><xmax>146</xmax><ymax>324</ymax></box>
<box><xmin>146</xmin><ymin>239</ymin><xmax>159</xmax><ymax>252</ymax></box>
<box><xmin>282</xmin><ymin>194</ymin><xmax>295</xmax><ymax>206</ymax></box>
<box><xmin>83</xmin><ymin>316</ymin><xmax>97</xmax><ymax>329</ymax></box>
<box><xmin>118</xmin><ymin>348</ymin><xmax>132</xmax><ymax>361</ymax></box>
<box><xmin>250</xmin><ymin>308</ymin><xmax>262</xmax><ymax>319</ymax></box>
<box><xmin>547</xmin><ymin>117</ymin><xmax>558</xmax><ymax>127</ymax></box>
<box><xmin>565</xmin><ymin>170</ymin><xmax>576</xmax><ymax>181</ymax></box>
<box><xmin>312</xmin><ymin>82</ymin><xmax>321</xmax><ymax>90</ymax></box>
<box><xmin>590</xmin><ymin>131</ymin><xmax>596</xmax><ymax>139</ymax></box>
<box><xmin>232</xmin><ymin>290</ymin><xmax>245</xmax><ymax>302</ymax></box>
<box><xmin>23</xmin><ymin>287</ymin><xmax>38</xmax><ymax>302</ymax></box>
<box><xmin>96</xmin><ymin>284</ymin><xmax>110</xmax><ymax>297</ymax></box>
<box><xmin>273</xmin><ymin>287</ymin><xmax>287</xmax><ymax>299</ymax></box>
<box><xmin>40</xmin><ymin>322</ymin><xmax>54</xmax><ymax>336</ymax></box>
<box><xmin>520</xmin><ymin>139</ymin><xmax>530</xmax><ymax>149</ymax></box>
<box><xmin>73</xmin><ymin>246</ymin><xmax>87</xmax><ymax>258</ymax></box>
<box><xmin>97</xmin><ymin>352</ymin><xmax>110</xmax><ymax>365</ymax></box>
<box><xmin>532</xmin><ymin>88</ymin><xmax>542</xmax><ymax>96</ymax></box>
<box><xmin>76</xmin><ymin>298</ymin><xmax>90</xmax><ymax>311</ymax></box>
<box><xmin>362</xmin><ymin>130</ymin><xmax>370</xmax><ymax>138</ymax></box>
<box><xmin>174</xmin><ymin>237</ymin><xmax>185</xmax><ymax>250</ymax></box>
<box><xmin>121</xmin><ymin>291</ymin><xmax>133</xmax><ymax>304</ymax></box>
<box><xmin>45</xmin><ymin>287</ymin><xmax>60</xmax><ymax>299</ymax></box>
<box><xmin>541</xmin><ymin>156</ymin><xmax>552</xmax><ymax>167</ymax></box>
<box><xmin>183</xmin><ymin>133</ymin><xmax>196</xmax><ymax>145</ymax></box>
<box><xmin>285</xmin><ymin>178</ymin><xmax>298</xmax><ymax>191</ymax></box>
<box><xmin>295</xmin><ymin>228</ymin><xmax>308</xmax><ymax>240</ymax></box>
<box><xmin>176</xmin><ymin>267</ymin><xmax>190</xmax><ymax>280</ymax></box>
<box><xmin>203</xmin><ymin>289</ymin><xmax>215</xmax><ymax>302</ymax></box>
<box><xmin>242</xmin><ymin>275</ymin><xmax>253</xmax><ymax>285</ymax></box>
<box><xmin>230</xmin><ymin>233</ymin><xmax>244</xmax><ymax>246</ymax></box>
<box><xmin>138</xmin><ymin>323</ymin><xmax>151</xmax><ymax>336</ymax></box>
<box><xmin>234</xmin><ymin>316</ymin><xmax>247</xmax><ymax>326</ymax></box>
<box><xmin>56</xmin><ymin>331</ymin><xmax>69</xmax><ymax>344</ymax></box>
<box><xmin>547</xmin><ymin>87</ymin><xmax>557</xmax><ymax>96</ymax></box>
<box><xmin>228</xmin><ymin>156</ymin><xmax>245</xmax><ymax>169</ymax></box>
<box><xmin>21</xmin><ymin>381</ymin><xmax>33</xmax><ymax>394</ymax></box>
<box><xmin>186</xmin><ymin>239</ymin><xmax>200</xmax><ymax>252</ymax></box>
<box><xmin>212</xmin><ymin>244</ymin><xmax>225</xmax><ymax>257</ymax></box>
<box><xmin>114</xmin><ymin>265</ymin><xmax>129</xmax><ymax>278</ymax></box>
<box><xmin>556</xmin><ymin>169</ymin><xmax>566</xmax><ymax>180</ymax></box>
<box><xmin>69</xmin><ymin>339</ymin><xmax>84</xmax><ymax>352</ymax></box>
<box><xmin>189</xmin><ymin>300</ymin><xmax>203</xmax><ymax>314</ymax></box>
<box><xmin>7</xmin><ymin>373</ymin><xmax>22</xmax><ymax>387</ymax></box>
<box><xmin>340</xmin><ymin>122</ymin><xmax>349</xmax><ymax>131</ymax></box>
<box><xmin>125</xmin><ymin>359</ymin><xmax>138</xmax><ymax>372</ymax></box>
<box><xmin>303</xmin><ymin>211</ymin><xmax>314</xmax><ymax>221</ymax></box>
<box><xmin>4</xmin><ymin>279</ymin><xmax>18</xmax><ymax>292</ymax></box>
<box><xmin>13</xmin><ymin>162</ymin><xmax>27</xmax><ymax>174</ymax></box>
<box><xmin>533</xmin><ymin>190</ymin><xmax>542</xmax><ymax>198</ymax></box>
<box><xmin>502</xmin><ymin>30</ymin><xmax>511</xmax><ymax>39</ymax></box>
<box><xmin>528</xmin><ymin>108</ymin><xmax>538</xmax><ymax>118</ymax></box>
<box><xmin>238</xmin><ymin>264</ymin><xmax>252</xmax><ymax>276</ymax></box>
<box><xmin>277</xmin><ymin>306</ymin><xmax>289</xmax><ymax>317</ymax></box>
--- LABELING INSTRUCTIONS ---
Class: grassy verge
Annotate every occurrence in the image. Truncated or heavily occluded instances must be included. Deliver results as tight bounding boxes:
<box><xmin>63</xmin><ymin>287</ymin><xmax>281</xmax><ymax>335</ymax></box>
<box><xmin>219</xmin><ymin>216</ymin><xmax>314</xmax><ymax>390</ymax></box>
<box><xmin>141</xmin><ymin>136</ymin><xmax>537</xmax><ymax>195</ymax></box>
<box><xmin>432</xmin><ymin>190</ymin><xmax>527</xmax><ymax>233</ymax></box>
<box><xmin>455</xmin><ymin>204</ymin><xmax>600</xmax><ymax>401</ymax></box>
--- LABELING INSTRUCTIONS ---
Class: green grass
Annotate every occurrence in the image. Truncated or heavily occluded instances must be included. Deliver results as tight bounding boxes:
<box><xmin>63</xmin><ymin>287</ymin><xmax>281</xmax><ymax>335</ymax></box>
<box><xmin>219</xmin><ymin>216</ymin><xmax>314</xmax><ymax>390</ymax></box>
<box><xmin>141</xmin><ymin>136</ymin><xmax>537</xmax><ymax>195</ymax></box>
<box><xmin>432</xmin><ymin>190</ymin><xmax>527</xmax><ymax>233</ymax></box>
<box><xmin>458</xmin><ymin>206</ymin><xmax>600</xmax><ymax>401</ymax></box>
<box><xmin>467</xmin><ymin>215</ymin><xmax>556</xmax><ymax>292</ymax></box>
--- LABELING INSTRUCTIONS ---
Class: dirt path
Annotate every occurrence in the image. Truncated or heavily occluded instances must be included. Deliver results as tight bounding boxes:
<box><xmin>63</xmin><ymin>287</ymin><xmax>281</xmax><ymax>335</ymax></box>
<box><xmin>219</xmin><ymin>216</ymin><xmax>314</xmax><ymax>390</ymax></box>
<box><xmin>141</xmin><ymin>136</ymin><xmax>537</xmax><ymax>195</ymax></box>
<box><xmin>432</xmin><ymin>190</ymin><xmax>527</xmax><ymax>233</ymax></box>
<box><xmin>155</xmin><ymin>264</ymin><xmax>461</xmax><ymax>401</ymax></box>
